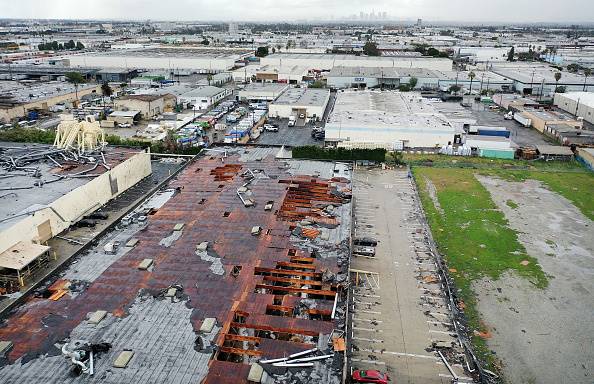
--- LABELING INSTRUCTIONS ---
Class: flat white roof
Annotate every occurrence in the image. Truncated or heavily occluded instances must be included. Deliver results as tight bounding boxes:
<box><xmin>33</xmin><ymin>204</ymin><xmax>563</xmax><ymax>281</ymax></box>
<box><xmin>181</xmin><ymin>86</ymin><xmax>226</xmax><ymax>98</ymax></box>
<box><xmin>272</xmin><ymin>88</ymin><xmax>329</xmax><ymax>107</ymax></box>
<box><xmin>109</xmin><ymin>110</ymin><xmax>141</xmax><ymax>118</ymax></box>
<box><xmin>326</xmin><ymin>90</ymin><xmax>454</xmax><ymax>131</ymax></box>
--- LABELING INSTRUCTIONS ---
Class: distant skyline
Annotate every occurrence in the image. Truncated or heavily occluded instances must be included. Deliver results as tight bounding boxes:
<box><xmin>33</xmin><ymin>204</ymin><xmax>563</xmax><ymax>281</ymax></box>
<box><xmin>1</xmin><ymin>0</ymin><xmax>593</xmax><ymax>23</ymax></box>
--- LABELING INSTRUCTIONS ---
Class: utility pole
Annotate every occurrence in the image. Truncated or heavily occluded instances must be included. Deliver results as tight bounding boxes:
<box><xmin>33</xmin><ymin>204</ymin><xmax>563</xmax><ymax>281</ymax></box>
<box><xmin>530</xmin><ymin>70</ymin><xmax>535</xmax><ymax>95</ymax></box>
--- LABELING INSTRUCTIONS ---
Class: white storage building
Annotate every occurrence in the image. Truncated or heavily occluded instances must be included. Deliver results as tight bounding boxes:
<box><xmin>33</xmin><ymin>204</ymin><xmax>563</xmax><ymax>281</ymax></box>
<box><xmin>268</xmin><ymin>88</ymin><xmax>330</xmax><ymax>121</ymax></box>
<box><xmin>260</xmin><ymin>53</ymin><xmax>452</xmax><ymax>71</ymax></box>
<box><xmin>178</xmin><ymin>86</ymin><xmax>232</xmax><ymax>110</ymax></box>
<box><xmin>64</xmin><ymin>47</ymin><xmax>252</xmax><ymax>72</ymax></box>
<box><xmin>232</xmin><ymin>65</ymin><xmax>309</xmax><ymax>84</ymax></box>
<box><xmin>327</xmin><ymin>67</ymin><xmax>399</xmax><ymax>89</ymax></box>
<box><xmin>554</xmin><ymin>92</ymin><xmax>594</xmax><ymax>124</ymax></box>
<box><xmin>325</xmin><ymin>90</ymin><xmax>457</xmax><ymax>149</ymax></box>
<box><xmin>238</xmin><ymin>83</ymin><xmax>289</xmax><ymax>101</ymax></box>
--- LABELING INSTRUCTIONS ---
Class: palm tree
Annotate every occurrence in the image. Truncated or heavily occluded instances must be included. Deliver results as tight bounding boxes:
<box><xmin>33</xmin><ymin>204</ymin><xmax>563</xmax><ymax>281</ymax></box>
<box><xmin>584</xmin><ymin>68</ymin><xmax>591</xmax><ymax>91</ymax></box>
<box><xmin>100</xmin><ymin>82</ymin><xmax>112</xmax><ymax>116</ymax></box>
<box><xmin>554</xmin><ymin>71</ymin><xmax>562</xmax><ymax>96</ymax></box>
<box><xmin>468</xmin><ymin>71</ymin><xmax>476</xmax><ymax>94</ymax></box>
<box><xmin>65</xmin><ymin>72</ymin><xmax>85</xmax><ymax>103</ymax></box>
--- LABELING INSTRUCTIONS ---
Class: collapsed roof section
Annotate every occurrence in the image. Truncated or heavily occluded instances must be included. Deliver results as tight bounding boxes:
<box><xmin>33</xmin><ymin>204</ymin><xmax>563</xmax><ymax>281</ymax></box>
<box><xmin>0</xmin><ymin>147</ymin><xmax>352</xmax><ymax>384</ymax></box>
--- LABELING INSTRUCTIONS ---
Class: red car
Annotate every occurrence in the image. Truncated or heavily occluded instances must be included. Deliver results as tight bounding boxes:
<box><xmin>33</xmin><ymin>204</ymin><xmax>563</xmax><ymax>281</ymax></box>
<box><xmin>352</xmin><ymin>369</ymin><xmax>390</xmax><ymax>383</ymax></box>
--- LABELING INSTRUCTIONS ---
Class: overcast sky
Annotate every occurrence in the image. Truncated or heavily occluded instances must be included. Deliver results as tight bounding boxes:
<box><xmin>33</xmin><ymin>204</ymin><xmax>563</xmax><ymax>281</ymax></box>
<box><xmin>1</xmin><ymin>0</ymin><xmax>592</xmax><ymax>23</ymax></box>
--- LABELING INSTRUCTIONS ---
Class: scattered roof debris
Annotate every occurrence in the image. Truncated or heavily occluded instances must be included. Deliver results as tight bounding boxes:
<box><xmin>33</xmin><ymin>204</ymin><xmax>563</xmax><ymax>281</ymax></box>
<box><xmin>0</xmin><ymin>147</ymin><xmax>352</xmax><ymax>383</ymax></box>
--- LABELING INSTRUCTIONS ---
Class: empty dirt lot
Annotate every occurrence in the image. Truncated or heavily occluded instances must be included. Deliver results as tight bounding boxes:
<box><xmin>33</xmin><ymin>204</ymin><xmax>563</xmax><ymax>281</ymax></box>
<box><xmin>475</xmin><ymin>176</ymin><xmax>593</xmax><ymax>384</ymax></box>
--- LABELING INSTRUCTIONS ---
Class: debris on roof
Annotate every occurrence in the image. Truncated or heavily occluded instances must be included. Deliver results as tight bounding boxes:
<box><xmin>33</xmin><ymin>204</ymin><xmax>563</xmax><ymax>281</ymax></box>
<box><xmin>0</xmin><ymin>147</ymin><xmax>352</xmax><ymax>383</ymax></box>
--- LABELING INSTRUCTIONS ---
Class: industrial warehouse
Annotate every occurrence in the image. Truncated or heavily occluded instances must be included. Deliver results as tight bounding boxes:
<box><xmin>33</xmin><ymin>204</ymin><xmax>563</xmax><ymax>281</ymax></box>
<box><xmin>0</xmin><ymin>145</ymin><xmax>354</xmax><ymax>384</ymax></box>
<box><xmin>0</xmin><ymin>10</ymin><xmax>594</xmax><ymax>384</ymax></box>
<box><xmin>325</xmin><ymin>90</ymin><xmax>458</xmax><ymax>149</ymax></box>
<box><xmin>63</xmin><ymin>47</ymin><xmax>254</xmax><ymax>72</ymax></box>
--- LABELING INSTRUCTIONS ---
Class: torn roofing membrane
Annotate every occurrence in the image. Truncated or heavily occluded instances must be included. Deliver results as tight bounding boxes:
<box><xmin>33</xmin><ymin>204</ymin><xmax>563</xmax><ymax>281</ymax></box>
<box><xmin>0</xmin><ymin>147</ymin><xmax>352</xmax><ymax>384</ymax></box>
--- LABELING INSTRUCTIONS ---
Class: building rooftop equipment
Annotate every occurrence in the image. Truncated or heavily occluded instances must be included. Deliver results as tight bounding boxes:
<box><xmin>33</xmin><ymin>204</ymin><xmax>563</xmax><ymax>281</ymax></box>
<box><xmin>0</xmin><ymin>146</ymin><xmax>352</xmax><ymax>384</ymax></box>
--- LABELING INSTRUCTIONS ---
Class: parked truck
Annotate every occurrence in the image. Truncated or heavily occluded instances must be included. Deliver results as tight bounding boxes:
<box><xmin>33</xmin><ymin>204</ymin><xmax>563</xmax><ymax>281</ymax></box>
<box><xmin>513</xmin><ymin>113</ymin><xmax>532</xmax><ymax>127</ymax></box>
<box><xmin>288</xmin><ymin>115</ymin><xmax>296</xmax><ymax>127</ymax></box>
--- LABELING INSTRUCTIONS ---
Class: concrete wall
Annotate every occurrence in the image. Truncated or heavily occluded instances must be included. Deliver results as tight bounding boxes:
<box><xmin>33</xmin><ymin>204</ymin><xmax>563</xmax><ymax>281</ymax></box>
<box><xmin>0</xmin><ymin>85</ymin><xmax>101</xmax><ymax>122</ymax></box>
<box><xmin>269</xmin><ymin>103</ymin><xmax>327</xmax><ymax>120</ymax></box>
<box><xmin>114</xmin><ymin>97</ymin><xmax>176</xmax><ymax>119</ymax></box>
<box><xmin>269</xmin><ymin>93</ymin><xmax>330</xmax><ymax>120</ymax></box>
<box><xmin>327</xmin><ymin>76</ymin><xmax>381</xmax><ymax>89</ymax></box>
<box><xmin>554</xmin><ymin>93</ymin><xmax>594</xmax><ymax>124</ymax></box>
<box><xmin>179</xmin><ymin>89</ymin><xmax>232</xmax><ymax>110</ymax></box>
<box><xmin>0</xmin><ymin>151</ymin><xmax>152</xmax><ymax>254</ymax></box>
<box><xmin>261</xmin><ymin>56</ymin><xmax>452</xmax><ymax>71</ymax></box>
<box><xmin>522</xmin><ymin>110</ymin><xmax>582</xmax><ymax>133</ymax></box>
<box><xmin>326</xmin><ymin>125</ymin><xmax>455</xmax><ymax>148</ymax></box>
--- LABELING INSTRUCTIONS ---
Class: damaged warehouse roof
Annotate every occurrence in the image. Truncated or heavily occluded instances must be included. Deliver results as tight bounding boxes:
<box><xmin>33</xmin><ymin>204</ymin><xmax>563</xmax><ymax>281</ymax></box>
<box><xmin>0</xmin><ymin>146</ymin><xmax>352</xmax><ymax>384</ymax></box>
<box><xmin>0</xmin><ymin>144</ymin><xmax>142</xmax><ymax>231</ymax></box>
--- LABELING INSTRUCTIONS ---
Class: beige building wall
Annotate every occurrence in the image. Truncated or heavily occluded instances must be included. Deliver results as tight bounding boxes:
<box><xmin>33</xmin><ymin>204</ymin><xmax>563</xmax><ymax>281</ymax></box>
<box><xmin>0</xmin><ymin>86</ymin><xmax>101</xmax><ymax>122</ymax></box>
<box><xmin>0</xmin><ymin>150</ymin><xmax>152</xmax><ymax>254</ymax></box>
<box><xmin>114</xmin><ymin>96</ymin><xmax>176</xmax><ymax>119</ymax></box>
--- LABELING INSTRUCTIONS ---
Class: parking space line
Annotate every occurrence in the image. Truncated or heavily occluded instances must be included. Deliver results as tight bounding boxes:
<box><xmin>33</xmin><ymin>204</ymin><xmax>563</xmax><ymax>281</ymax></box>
<box><xmin>353</xmin><ymin>317</ymin><xmax>383</xmax><ymax>324</ymax></box>
<box><xmin>359</xmin><ymin>348</ymin><xmax>438</xmax><ymax>360</ymax></box>
<box><xmin>352</xmin><ymin>336</ymin><xmax>384</xmax><ymax>343</ymax></box>
<box><xmin>351</xmin><ymin>358</ymin><xmax>386</xmax><ymax>366</ymax></box>
<box><xmin>353</xmin><ymin>293</ymin><xmax>380</xmax><ymax>298</ymax></box>
<box><xmin>428</xmin><ymin>329</ymin><xmax>457</xmax><ymax>336</ymax></box>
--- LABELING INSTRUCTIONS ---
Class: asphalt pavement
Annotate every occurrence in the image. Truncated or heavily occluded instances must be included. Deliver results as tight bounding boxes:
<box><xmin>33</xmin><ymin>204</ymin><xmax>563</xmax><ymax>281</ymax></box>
<box><xmin>255</xmin><ymin>118</ymin><xmax>322</xmax><ymax>147</ymax></box>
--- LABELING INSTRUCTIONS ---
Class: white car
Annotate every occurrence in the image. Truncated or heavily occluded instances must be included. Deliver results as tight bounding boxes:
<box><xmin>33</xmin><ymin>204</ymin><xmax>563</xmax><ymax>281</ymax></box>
<box><xmin>264</xmin><ymin>124</ymin><xmax>278</xmax><ymax>132</ymax></box>
<box><xmin>118</xmin><ymin>123</ymin><xmax>132</xmax><ymax>128</ymax></box>
<box><xmin>298</xmin><ymin>113</ymin><xmax>305</xmax><ymax>119</ymax></box>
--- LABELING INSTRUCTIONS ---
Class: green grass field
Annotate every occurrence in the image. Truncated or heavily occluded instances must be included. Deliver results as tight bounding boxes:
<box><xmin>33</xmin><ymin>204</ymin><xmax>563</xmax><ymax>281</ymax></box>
<box><xmin>413</xmin><ymin>162</ymin><xmax>594</xmax><ymax>372</ymax></box>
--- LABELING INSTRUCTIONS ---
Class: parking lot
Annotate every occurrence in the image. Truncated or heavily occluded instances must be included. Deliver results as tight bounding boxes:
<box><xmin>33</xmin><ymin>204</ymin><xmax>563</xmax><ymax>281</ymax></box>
<box><xmin>255</xmin><ymin>118</ymin><xmax>322</xmax><ymax>146</ymax></box>
<box><xmin>250</xmin><ymin>91</ymin><xmax>336</xmax><ymax>147</ymax></box>
<box><xmin>468</xmin><ymin>101</ymin><xmax>554</xmax><ymax>146</ymax></box>
<box><xmin>349</xmin><ymin>168</ymin><xmax>470</xmax><ymax>384</ymax></box>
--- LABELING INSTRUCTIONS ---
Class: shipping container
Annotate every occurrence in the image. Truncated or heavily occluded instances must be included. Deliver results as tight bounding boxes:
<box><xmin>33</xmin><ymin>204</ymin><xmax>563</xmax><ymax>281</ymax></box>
<box><xmin>477</xmin><ymin>128</ymin><xmax>510</xmax><ymax>138</ymax></box>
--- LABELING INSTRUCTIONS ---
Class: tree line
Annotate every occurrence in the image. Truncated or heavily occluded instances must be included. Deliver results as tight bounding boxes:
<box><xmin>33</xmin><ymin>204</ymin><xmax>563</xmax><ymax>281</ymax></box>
<box><xmin>38</xmin><ymin>40</ymin><xmax>85</xmax><ymax>51</ymax></box>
